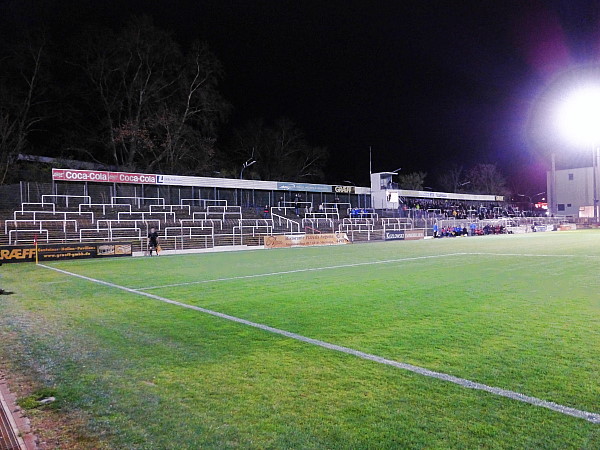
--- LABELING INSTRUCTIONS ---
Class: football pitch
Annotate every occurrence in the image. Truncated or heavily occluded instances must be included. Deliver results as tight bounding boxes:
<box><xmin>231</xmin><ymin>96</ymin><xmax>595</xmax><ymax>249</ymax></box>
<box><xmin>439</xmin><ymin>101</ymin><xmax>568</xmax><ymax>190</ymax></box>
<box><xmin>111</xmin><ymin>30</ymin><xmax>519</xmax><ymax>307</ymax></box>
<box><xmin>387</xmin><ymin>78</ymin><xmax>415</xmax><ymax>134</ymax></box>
<box><xmin>1</xmin><ymin>232</ymin><xmax>599</xmax><ymax>448</ymax></box>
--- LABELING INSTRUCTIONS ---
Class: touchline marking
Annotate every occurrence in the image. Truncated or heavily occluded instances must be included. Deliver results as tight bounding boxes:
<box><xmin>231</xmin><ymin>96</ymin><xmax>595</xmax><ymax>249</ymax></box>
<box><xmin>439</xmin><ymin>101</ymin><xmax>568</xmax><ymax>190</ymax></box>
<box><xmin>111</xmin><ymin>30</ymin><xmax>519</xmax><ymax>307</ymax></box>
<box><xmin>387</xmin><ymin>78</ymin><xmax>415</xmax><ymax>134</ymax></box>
<box><xmin>137</xmin><ymin>253</ymin><xmax>466</xmax><ymax>290</ymax></box>
<box><xmin>461</xmin><ymin>252</ymin><xmax>600</xmax><ymax>258</ymax></box>
<box><xmin>39</xmin><ymin>263</ymin><xmax>600</xmax><ymax>424</ymax></box>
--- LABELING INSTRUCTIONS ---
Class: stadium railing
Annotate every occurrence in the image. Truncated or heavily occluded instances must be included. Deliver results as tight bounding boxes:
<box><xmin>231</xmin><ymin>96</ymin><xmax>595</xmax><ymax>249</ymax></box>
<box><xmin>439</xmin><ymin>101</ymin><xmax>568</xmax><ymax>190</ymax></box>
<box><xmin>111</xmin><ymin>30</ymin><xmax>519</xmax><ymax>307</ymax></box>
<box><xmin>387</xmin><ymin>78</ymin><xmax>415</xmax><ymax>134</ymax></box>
<box><xmin>149</xmin><ymin>204</ymin><xmax>191</xmax><ymax>215</ymax></box>
<box><xmin>381</xmin><ymin>218</ymin><xmax>414</xmax><ymax>233</ymax></box>
<box><xmin>9</xmin><ymin>229</ymin><xmax>48</xmax><ymax>244</ymax></box>
<box><xmin>180</xmin><ymin>198</ymin><xmax>227</xmax><ymax>208</ymax></box>
<box><xmin>19</xmin><ymin>202</ymin><xmax>56</xmax><ymax>213</ymax></box>
<box><xmin>111</xmin><ymin>196</ymin><xmax>165</xmax><ymax>208</ymax></box>
<box><xmin>164</xmin><ymin>225</ymin><xmax>215</xmax><ymax>249</ymax></box>
<box><xmin>274</xmin><ymin>206</ymin><xmax>299</xmax><ymax>216</ymax></box>
<box><xmin>96</xmin><ymin>219</ymin><xmax>161</xmax><ymax>231</ymax></box>
<box><xmin>14</xmin><ymin>210</ymin><xmax>95</xmax><ymax>223</ymax></box>
<box><xmin>206</xmin><ymin>205</ymin><xmax>242</xmax><ymax>220</ymax></box>
<box><xmin>179</xmin><ymin>218</ymin><xmax>223</xmax><ymax>230</ymax></box>
<box><xmin>279</xmin><ymin>201</ymin><xmax>312</xmax><ymax>208</ymax></box>
<box><xmin>79</xmin><ymin>227</ymin><xmax>142</xmax><ymax>242</ymax></box>
<box><xmin>117</xmin><ymin>211</ymin><xmax>176</xmax><ymax>222</ymax></box>
<box><xmin>338</xmin><ymin>218</ymin><xmax>376</xmax><ymax>242</ymax></box>
<box><xmin>271</xmin><ymin>212</ymin><xmax>301</xmax><ymax>233</ymax></box>
<box><xmin>301</xmin><ymin>217</ymin><xmax>334</xmax><ymax>232</ymax></box>
<box><xmin>41</xmin><ymin>194</ymin><xmax>91</xmax><ymax>208</ymax></box>
<box><xmin>5</xmin><ymin>218</ymin><xmax>79</xmax><ymax>234</ymax></box>
<box><xmin>233</xmin><ymin>219</ymin><xmax>273</xmax><ymax>245</ymax></box>
<box><xmin>304</xmin><ymin>212</ymin><xmax>339</xmax><ymax>219</ymax></box>
<box><xmin>79</xmin><ymin>203</ymin><xmax>132</xmax><ymax>215</ymax></box>
<box><xmin>339</xmin><ymin>218</ymin><xmax>375</xmax><ymax>231</ymax></box>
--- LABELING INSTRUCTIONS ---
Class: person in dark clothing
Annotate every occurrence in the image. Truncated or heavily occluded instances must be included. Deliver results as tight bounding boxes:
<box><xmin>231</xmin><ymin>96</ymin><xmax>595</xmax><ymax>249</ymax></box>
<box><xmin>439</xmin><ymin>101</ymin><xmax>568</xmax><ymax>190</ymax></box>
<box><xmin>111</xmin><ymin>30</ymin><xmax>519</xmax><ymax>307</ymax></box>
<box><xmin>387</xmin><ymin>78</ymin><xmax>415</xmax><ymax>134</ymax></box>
<box><xmin>263</xmin><ymin>205</ymin><xmax>270</xmax><ymax>219</ymax></box>
<box><xmin>148</xmin><ymin>227</ymin><xmax>160</xmax><ymax>256</ymax></box>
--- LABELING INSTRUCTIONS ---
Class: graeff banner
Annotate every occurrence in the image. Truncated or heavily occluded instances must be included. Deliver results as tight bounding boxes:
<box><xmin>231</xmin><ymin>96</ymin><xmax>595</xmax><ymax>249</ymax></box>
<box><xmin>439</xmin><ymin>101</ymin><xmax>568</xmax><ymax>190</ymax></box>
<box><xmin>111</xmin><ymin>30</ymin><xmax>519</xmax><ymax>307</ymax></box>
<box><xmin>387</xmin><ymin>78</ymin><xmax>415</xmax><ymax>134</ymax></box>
<box><xmin>265</xmin><ymin>233</ymin><xmax>350</xmax><ymax>249</ymax></box>
<box><xmin>52</xmin><ymin>168</ymin><xmax>157</xmax><ymax>184</ymax></box>
<box><xmin>333</xmin><ymin>185</ymin><xmax>355</xmax><ymax>194</ymax></box>
<box><xmin>0</xmin><ymin>242</ymin><xmax>132</xmax><ymax>263</ymax></box>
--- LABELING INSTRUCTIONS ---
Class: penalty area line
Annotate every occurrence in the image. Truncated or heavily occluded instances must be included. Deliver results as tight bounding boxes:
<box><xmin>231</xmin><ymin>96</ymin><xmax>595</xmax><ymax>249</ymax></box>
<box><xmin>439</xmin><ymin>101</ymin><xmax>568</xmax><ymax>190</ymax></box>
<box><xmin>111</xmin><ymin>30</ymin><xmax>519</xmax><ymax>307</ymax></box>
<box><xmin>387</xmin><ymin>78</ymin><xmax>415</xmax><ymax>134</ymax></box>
<box><xmin>137</xmin><ymin>252</ymin><xmax>467</xmax><ymax>290</ymax></box>
<box><xmin>38</xmin><ymin>263</ymin><xmax>600</xmax><ymax>425</ymax></box>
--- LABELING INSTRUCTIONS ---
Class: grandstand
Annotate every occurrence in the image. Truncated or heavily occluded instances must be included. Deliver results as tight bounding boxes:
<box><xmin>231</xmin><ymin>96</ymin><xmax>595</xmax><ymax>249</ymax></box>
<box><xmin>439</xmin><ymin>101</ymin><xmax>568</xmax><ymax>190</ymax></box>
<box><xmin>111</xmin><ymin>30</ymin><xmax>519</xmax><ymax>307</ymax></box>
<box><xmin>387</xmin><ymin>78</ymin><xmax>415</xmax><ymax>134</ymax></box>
<box><xmin>0</xmin><ymin>168</ymin><xmax>578</xmax><ymax>255</ymax></box>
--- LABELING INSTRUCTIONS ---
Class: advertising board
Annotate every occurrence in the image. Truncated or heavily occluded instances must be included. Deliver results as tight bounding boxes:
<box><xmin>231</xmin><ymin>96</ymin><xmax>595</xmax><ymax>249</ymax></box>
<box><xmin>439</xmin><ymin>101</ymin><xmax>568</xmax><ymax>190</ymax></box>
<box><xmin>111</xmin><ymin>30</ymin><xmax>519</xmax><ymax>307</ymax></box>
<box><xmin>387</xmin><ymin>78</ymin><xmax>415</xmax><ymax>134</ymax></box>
<box><xmin>0</xmin><ymin>242</ymin><xmax>132</xmax><ymax>263</ymax></box>
<box><xmin>52</xmin><ymin>168</ymin><xmax>157</xmax><ymax>184</ymax></box>
<box><xmin>559</xmin><ymin>224</ymin><xmax>577</xmax><ymax>231</ymax></box>
<box><xmin>384</xmin><ymin>231</ymin><xmax>405</xmax><ymax>241</ymax></box>
<box><xmin>265</xmin><ymin>233</ymin><xmax>350</xmax><ymax>249</ymax></box>
<box><xmin>276</xmin><ymin>182</ymin><xmax>332</xmax><ymax>193</ymax></box>
<box><xmin>333</xmin><ymin>185</ymin><xmax>355</xmax><ymax>194</ymax></box>
<box><xmin>384</xmin><ymin>229</ymin><xmax>425</xmax><ymax>241</ymax></box>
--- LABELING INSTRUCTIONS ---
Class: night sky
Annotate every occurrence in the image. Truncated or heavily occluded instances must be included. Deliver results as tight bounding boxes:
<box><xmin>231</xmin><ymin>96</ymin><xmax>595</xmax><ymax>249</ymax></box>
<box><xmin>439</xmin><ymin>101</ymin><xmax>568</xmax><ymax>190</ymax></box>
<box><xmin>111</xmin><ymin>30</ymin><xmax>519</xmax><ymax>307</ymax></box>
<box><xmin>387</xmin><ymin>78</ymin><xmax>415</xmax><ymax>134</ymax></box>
<box><xmin>3</xmin><ymin>0</ymin><xmax>600</xmax><ymax>191</ymax></box>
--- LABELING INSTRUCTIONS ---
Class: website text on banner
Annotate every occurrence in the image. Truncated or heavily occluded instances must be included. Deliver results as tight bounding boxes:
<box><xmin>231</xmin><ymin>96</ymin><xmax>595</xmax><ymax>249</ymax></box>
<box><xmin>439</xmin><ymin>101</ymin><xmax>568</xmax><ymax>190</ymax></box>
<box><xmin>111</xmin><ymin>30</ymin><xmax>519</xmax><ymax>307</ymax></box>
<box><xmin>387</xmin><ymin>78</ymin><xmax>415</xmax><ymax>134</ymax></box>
<box><xmin>0</xmin><ymin>242</ymin><xmax>133</xmax><ymax>263</ymax></box>
<box><xmin>265</xmin><ymin>233</ymin><xmax>350</xmax><ymax>249</ymax></box>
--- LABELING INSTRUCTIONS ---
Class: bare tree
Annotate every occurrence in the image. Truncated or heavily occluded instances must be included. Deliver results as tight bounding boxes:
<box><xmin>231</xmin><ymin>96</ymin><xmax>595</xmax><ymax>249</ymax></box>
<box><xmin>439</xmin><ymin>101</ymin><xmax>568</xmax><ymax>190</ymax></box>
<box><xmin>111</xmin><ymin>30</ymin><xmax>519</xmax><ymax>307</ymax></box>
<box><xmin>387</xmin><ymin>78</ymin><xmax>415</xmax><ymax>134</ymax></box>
<box><xmin>398</xmin><ymin>171</ymin><xmax>427</xmax><ymax>190</ymax></box>
<box><xmin>437</xmin><ymin>164</ymin><xmax>464</xmax><ymax>192</ymax></box>
<box><xmin>77</xmin><ymin>17</ymin><xmax>228</xmax><ymax>174</ymax></box>
<box><xmin>0</xmin><ymin>37</ymin><xmax>46</xmax><ymax>184</ymax></box>
<box><xmin>467</xmin><ymin>163</ymin><xmax>507</xmax><ymax>195</ymax></box>
<box><xmin>225</xmin><ymin>118</ymin><xmax>328</xmax><ymax>182</ymax></box>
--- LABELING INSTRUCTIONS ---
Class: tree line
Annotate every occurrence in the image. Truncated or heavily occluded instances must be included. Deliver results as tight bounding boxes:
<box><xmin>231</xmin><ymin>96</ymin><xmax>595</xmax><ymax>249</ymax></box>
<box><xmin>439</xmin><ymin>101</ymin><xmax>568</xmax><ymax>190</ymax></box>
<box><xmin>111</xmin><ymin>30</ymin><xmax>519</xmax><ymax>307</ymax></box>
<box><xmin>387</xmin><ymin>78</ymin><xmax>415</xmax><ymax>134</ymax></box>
<box><xmin>0</xmin><ymin>15</ymin><xmax>508</xmax><ymax>195</ymax></box>
<box><xmin>0</xmin><ymin>16</ymin><xmax>328</xmax><ymax>184</ymax></box>
<box><xmin>395</xmin><ymin>163</ymin><xmax>508</xmax><ymax>196</ymax></box>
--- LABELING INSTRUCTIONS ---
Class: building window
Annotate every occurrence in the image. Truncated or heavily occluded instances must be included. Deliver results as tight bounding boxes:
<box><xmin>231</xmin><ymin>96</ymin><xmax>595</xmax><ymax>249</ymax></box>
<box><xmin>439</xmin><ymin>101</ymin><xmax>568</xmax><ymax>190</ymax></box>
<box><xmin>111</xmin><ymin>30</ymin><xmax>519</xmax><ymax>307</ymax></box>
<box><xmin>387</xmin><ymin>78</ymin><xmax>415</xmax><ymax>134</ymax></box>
<box><xmin>558</xmin><ymin>204</ymin><xmax>565</xmax><ymax>211</ymax></box>
<box><xmin>567</xmin><ymin>203</ymin><xmax>572</xmax><ymax>207</ymax></box>
<box><xmin>568</xmin><ymin>173</ymin><xmax>574</xmax><ymax>180</ymax></box>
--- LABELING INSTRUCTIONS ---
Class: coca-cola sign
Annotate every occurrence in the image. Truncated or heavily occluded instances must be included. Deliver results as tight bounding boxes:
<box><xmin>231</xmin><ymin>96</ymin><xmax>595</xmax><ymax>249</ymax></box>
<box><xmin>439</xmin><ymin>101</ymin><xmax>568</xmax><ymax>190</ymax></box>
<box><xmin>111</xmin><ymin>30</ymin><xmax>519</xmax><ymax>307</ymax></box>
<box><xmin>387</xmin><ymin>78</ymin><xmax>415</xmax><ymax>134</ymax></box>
<box><xmin>52</xmin><ymin>168</ymin><xmax>157</xmax><ymax>184</ymax></box>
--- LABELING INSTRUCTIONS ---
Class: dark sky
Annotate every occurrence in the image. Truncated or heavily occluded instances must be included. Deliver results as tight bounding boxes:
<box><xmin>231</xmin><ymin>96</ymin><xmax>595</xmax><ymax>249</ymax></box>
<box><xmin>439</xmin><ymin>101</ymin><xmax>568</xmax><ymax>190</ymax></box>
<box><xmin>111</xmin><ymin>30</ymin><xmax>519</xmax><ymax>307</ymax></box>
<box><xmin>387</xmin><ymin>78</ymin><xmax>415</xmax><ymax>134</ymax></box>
<box><xmin>3</xmin><ymin>0</ymin><xmax>600</xmax><ymax>191</ymax></box>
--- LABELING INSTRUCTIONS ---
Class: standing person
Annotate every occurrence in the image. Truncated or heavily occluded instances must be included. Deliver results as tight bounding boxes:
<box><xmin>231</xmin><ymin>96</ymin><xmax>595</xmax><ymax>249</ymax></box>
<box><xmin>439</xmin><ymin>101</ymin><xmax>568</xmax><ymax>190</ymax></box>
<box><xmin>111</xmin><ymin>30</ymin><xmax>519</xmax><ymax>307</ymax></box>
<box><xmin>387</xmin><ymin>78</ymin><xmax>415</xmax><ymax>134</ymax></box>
<box><xmin>148</xmin><ymin>227</ymin><xmax>160</xmax><ymax>256</ymax></box>
<box><xmin>294</xmin><ymin>195</ymin><xmax>300</xmax><ymax>216</ymax></box>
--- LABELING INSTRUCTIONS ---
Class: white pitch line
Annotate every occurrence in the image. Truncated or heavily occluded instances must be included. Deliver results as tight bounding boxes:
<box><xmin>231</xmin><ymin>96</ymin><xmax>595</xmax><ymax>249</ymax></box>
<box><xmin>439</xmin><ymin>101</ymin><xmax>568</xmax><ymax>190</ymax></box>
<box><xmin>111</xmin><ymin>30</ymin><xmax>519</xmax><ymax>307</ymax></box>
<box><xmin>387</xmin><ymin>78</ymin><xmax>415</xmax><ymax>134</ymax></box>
<box><xmin>38</xmin><ymin>263</ymin><xmax>600</xmax><ymax>424</ymax></box>
<box><xmin>461</xmin><ymin>252</ymin><xmax>600</xmax><ymax>258</ymax></box>
<box><xmin>137</xmin><ymin>251</ymin><xmax>600</xmax><ymax>291</ymax></box>
<box><xmin>137</xmin><ymin>253</ymin><xmax>467</xmax><ymax>290</ymax></box>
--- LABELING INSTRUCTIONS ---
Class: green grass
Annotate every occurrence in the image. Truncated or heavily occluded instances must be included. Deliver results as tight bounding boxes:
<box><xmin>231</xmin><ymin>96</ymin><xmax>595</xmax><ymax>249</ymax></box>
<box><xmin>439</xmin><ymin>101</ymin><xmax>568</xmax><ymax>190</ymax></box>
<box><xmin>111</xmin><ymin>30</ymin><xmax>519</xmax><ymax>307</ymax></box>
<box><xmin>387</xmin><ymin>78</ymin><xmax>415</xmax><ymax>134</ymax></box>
<box><xmin>1</xmin><ymin>231</ymin><xmax>599</xmax><ymax>448</ymax></box>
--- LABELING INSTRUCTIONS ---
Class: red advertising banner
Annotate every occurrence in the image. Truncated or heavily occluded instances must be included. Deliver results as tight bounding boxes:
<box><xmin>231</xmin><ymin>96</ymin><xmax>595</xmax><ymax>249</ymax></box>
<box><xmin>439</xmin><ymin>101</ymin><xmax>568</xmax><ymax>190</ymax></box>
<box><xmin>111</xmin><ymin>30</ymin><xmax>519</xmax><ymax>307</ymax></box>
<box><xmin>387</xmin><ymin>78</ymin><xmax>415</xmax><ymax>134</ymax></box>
<box><xmin>52</xmin><ymin>168</ymin><xmax>157</xmax><ymax>184</ymax></box>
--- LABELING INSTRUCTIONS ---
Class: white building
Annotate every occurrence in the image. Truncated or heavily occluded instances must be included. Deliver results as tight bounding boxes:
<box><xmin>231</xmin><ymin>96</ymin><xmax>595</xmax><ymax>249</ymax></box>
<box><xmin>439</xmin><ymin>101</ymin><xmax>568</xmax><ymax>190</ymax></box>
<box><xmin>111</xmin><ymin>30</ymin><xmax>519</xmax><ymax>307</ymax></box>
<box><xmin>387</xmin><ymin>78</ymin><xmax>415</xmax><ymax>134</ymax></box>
<box><xmin>547</xmin><ymin>166</ymin><xmax>597</xmax><ymax>217</ymax></box>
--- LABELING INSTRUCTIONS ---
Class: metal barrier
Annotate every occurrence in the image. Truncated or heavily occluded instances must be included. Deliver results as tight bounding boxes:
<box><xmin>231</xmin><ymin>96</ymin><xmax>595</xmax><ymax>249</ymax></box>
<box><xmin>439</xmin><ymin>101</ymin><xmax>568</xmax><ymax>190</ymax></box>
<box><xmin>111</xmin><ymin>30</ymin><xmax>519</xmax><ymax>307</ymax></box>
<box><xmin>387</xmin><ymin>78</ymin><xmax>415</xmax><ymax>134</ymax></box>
<box><xmin>302</xmin><ymin>217</ymin><xmax>334</xmax><ymax>231</ymax></box>
<box><xmin>41</xmin><ymin>194</ymin><xmax>91</xmax><ymax>208</ymax></box>
<box><xmin>111</xmin><ymin>196</ymin><xmax>165</xmax><ymax>208</ymax></box>
<box><xmin>9</xmin><ymin>229</ymin><xmax>48</xmax><ymax>244</ymax></box>
<box><xmin>179</xmin><ymin>218</ymin><xmax>223</xmax><ymax>230</ymax></box>
<box><xmin>5</xmin><ymin>219</ymin><xmax>79</xmax><ymax>233</ymax></box>
<box><xmin>271</xmin><ymin>213</ymin><xmax>301</xmax><ymax>233</ymax></box>
<box><xmin>149</xmin><ymin>204</ymin><xmax>191</xmax><ymax>214</ymax></box>
<box><xmin>80</xmin><ymin>203</ymin><xmax>132</xmax><ymax>214</ymax></box>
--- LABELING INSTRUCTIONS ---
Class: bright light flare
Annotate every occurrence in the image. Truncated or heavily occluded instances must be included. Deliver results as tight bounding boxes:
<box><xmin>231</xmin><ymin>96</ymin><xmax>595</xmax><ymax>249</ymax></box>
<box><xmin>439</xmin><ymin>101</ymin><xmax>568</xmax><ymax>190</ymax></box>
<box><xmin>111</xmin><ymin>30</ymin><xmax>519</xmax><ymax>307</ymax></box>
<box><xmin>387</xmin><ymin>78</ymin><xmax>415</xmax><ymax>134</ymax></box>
<box><xmin>555</xmin><ymin>85</ymin><xmax>600</xmax><ymax>146</ymax></box>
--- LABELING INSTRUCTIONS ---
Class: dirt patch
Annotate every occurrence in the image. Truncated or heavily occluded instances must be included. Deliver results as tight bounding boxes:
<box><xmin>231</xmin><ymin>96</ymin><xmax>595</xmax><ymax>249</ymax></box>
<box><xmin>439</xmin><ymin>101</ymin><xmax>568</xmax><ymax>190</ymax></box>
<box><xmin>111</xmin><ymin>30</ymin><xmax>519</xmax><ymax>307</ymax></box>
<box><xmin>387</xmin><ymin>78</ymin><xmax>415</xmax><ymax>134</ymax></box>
<box><xmin>0</xmin><ymin>335</ymin><xmax>107</xmax><ymax>449</ymax></box>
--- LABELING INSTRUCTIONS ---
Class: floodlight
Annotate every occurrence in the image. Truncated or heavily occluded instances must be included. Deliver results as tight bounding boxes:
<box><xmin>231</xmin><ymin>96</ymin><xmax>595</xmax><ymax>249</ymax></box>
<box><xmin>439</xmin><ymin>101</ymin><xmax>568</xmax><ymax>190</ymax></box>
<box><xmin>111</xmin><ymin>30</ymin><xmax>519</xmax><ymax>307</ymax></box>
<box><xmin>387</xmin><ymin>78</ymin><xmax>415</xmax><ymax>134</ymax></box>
<box><xmin>555</xmin><ymin>84</ymin><xmax>600</xmax><ymax>146</ymax></box>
